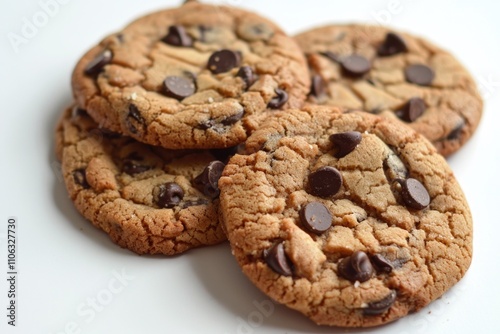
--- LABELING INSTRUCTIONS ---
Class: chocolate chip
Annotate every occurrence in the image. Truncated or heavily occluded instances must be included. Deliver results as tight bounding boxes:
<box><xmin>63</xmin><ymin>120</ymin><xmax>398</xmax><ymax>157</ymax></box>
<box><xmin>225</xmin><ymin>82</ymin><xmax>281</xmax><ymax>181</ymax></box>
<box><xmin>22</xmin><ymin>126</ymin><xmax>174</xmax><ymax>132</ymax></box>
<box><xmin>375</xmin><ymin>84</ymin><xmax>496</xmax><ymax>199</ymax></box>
<box><xmin>181</xmin><ymin>199</ymin><xmax>210</xmax><ymax>209</ymax></box>
<box><xmin>193</xmin><ymin>161</ymin><xmax>225</xmax><ymax>199</ymax></box>
<box><xmin>236</xmin><ymin>66</ymin><xmax>255</xmax><ymax>90</ymax></box>
<box><xmin>161</xmin><ymin>25</ymin><xmax>193</xmax><ymax>47</ymax></box>
<box><xmin>154</xmin><ymin>182</ymin><xmax>184</xmax><ymax>208</ymax></box>
<box><xmin>267</xmin><ymin>88</ymin><xmax>288</xmax><ymax>109</ymax></box>
<box><xmin>238</xmin><ymin>23</ymin><xmax>274</xmax><ymax>41</ymax></box>
<box><xmin>397</xmin><ymin>97</ymin><xmax>426</xmax><ymax>122</ymax></box>
<box><xmin>221</xmin><ymin>109</ymin><xmax>244</xmax><ymax>125</ymax></box>
<box><xmin>126</xmin><ymin>104</ymin><xmax>146</xmax><ymax>135</ymax></box>
<box><xmin>447</xmin><ymin>120</ymin><xmax>465</xmax><ymax>140</ymax></box>
<box><xmin>122</xmin><ymin>160</ymin><xmax>151</xmax><ymax>175</ymax></box>
<box><xmin>330</xmin><ymin>131</ymin><xmax>362</xmax><ymax>158</ymax></box>
<box><xmin>310</xmin><ymin>74</ymin><xmax>327</xmax><ymax>98</ymax></box>
<box><xmin>208</xmin><ymin>49</ymin><xmax>241</xmax><ymax>74</ymax></box>
<box><xmin>198</xmin><ymin>110</ymin><xmax>244</xmax><ymax>132</ymax></box>
<box><xmin>71</xmin><ymin>106</ymin><xmax>87</xmax><ymax>119</ymax></box>
<box><xmin>399</xmin><ymin>178</ymin><xmax>430</xmax><ymax>210</ymax></box>
<box><xmin>264</xmin><ymin>242</ymin><xmax>293</xmax><ymax>276</ymax></box>
<box><xmin>363</xmin><ymin>290</ymin><xmax>397</xmax><ymax>315</ymax></box>
<box><xmin>73</xmin><ymin>168</ymin><xmax>89</xmax><ymax>189</ymax></box>
<box><xmin>98</xmin><ymin>127</ymin><xmax>121</xmax><ymax>139</ymax></box>
<box><xmin>210</xmin><ymin>146</ymin><xmax>238</xmax><ymax>164</ymax></box>
<box><xmin>85</xmin><ymin>49</ymin><xmax>113</xmax><ymax>75</ymax></box>
<box><xmin>405</xmin><ymin>64</ymin><xmax>434</xmax><ymax>86</ymax></box>
<box><xmin>383</xmin><ymin>150</ymin><xmax>408</xmax><ymax>181</ymax></box>
<box><xmin>377</xmin><ymin>32</ymin><xmax>408</xmax><ymax>56</ymax></box>
<box><xmin>299</xmin><ymin>202</ymin><xmax>332</xmax><ymax>234</ymax></box>
<box><xmin>198</xmin><ymin>119</ymin><xmax>215</xmax><ymax>130</ymax></box>
<box><xmin>321</xmin><ymin>51</ymin><xmax>341</xmax><ymax>63</ymax></box>
<box><xmin>163</xmin><ymin>76</ymin><xmax>196</xmax><ymax>100</ymax></box>
<box><xmin>116</xmin><ymin>33</ymin><xmax>125</xmax><ymax>43</ymax></box>
<box><xmin>308</xmin><ymin>166</ymin><xmax>342</xmax><ymax>198</ymax></box>
<box><xmin>198</xmin><ymin>25</ymin><xmax>211</xmax><ymax>43</ymax></box>
<box><xmin>248</xmin><ymin>23</ymin><xmax>274</xmax><ymax>40</ymax></box>
<box><xmin>342</xmin><ymin>54</ymin><xmax>371</xmax><ymax>77</ymax></box>
<box><xmin>371</xmin><ymin>254</ymin><xmax>394</xmax><ymax>274</ymax></box>
<box><xmin>338</xmin><ymin>251</ymin><xmax>374</xmax><ymax>283</ymax></box>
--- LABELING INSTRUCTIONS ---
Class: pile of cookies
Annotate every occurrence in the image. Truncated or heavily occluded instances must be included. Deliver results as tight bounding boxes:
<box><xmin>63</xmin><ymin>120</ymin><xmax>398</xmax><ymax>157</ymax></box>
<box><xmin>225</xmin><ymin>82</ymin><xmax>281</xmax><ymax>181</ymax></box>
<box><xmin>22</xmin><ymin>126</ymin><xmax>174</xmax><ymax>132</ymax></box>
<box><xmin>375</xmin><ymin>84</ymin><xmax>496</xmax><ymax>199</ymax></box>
<box><xmin>55</xmin><ymin>0</ymin><xmax>480</xmax><ymax>328</ymax></box>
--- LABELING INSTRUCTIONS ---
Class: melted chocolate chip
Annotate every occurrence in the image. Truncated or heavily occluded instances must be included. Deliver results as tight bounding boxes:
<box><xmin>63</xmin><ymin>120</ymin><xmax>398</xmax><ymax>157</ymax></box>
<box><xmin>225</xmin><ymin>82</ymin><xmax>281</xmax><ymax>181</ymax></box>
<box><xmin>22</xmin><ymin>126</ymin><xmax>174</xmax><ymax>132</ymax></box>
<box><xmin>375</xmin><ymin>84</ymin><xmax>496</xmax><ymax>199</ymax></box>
<box><xmin>299</xmin><ymin>202</ymin><xmax>332</xmax><ymax>234</ymax></box>
<box><xmin>161</xmin><ymin>25</ymin><xmax>193</xmax><ymax>47</ymax></box>
<box><xmin>342</xmin><ymin>54</ymin><xmax>371</xmax><ymax>77</ymax></box>
<box><xmin>198</xmin><ymin>25</ymin><xmax>211</xmax><ymax>43</ymax></box>
<box><xmin>363</xmin><ymin>290</ymin><xmax>397</xmax><ymax>315</ymax></box>
<box><xmin>99</xmin><ymin>127</ymin><xmax>121</xmax><ymax>139</ymax></box>
<box><xmin>371</xmin><ymin>254</ymin><xmax>394</xmax><ymax>274</ymax></box>
<box><xmin>338</xmin><ymin>251</ymin><xmax>374</xmax><ymax>283</ymax></box>
<box><xmin>447</xmin><ymin>120</ymin><xmax>465</xmax><ymax>140</ymax></box>
<box><xmin>198</xmin><ymin>110</ymin><xmax>244</xmax><ymax>131</ymax></box>
<box><xmin>193</xmin><ymin>161</ymin><xmax>225</xmax><ymax>199</ymax></box>
<box><xmin>377</xmin><ymin>32</ymin><xmax>408</xmax><ymax>56</ymax></box>
<box><xmin>210</xmin><ymin>146</ymin><xmax>238</xmax><ymax>163</ymax></box>
<box><xmin>221</xmin><ymin>109</ymin><xmax>244</xmax><ymax>125</ymax></box>
<box><xmin>71</xmin><ymin>106</ymin><xmax>87</xmax><ymax>119</ymax></box>
<box><xmin>264</xmin><ymin>242</ymin><xmax>293</xmax><ymax>276</ymax></box>
<box><xmin>310</xmin><ymin>74</ymin><xmax>327</xmax><ymax>98</ymax></box>
<box><xmin>208</xmin><ymin>49</ymin><xmax>241</xmax><ymax>74</ymax></box>
<box><xmin>399</xmin><ymin>178</ymin><xmax>430</xmax><ymax>210</ymax></box>
<box><xmin>308</xmin><ymin>166</ymin><xmax>342</xmax><ymax>197</ymax></box>
<box><xmin>163</xmin><ymin>76</ymin><xmax>196</xmax><ymax>100</ymax></box>
<box><xmin>181</xmin><ymin>199</ymin><xmax>210</xmax><ymax>208</ymax></box>
<box><xmin>330</xmin><ymin>131</ymin><xmax>362</xmax><ymax>158</ymax></box>
<box><xmin>122</xmin><ymin>160</ymin><xmax>151</xmax><ymax>175</ymax></box>
<box><xmin>383</xmin><ymin>150</ymin><xmax>408</xmax><ymax>181</ymax></box>
<box><xmin>116</xmin><ymin>33</ymin><xmax>125</xmax><ymax>43</ymax></box>
<box><xmin>126</xmin><ymin>104</ymin><xmax>146</xmax><ymax>135</ymax></box>
<box><xmin>267</xmin><ymin>88</ymin><xmax>288</xmax><ymax>109</ymax></box>
<box><xmin>73</xmin><ymin>168</ymin><xmax>90</xmax><ymax>189</ymax></box>
<box><xmin>405</xmin><ymin>64</ymin><xmax>435</xmax><ymax>86</ymax></box>
<box><xmin>236</xmin><ymin>66</ymin><xmax>256</xmax><ymax>90</ymax></box>
<box><xmin>246</xmin><ymin>23</ymin><xmax>274</xmax><ymax>40</ymax></box>
<box><xmin>85</xmin><ymin>49</ymin><xmax>113</xmax><ymax>75</ymax></box>
<box><xmin>155</xmin><ymin>182</ymin><xmax>184</xmax><ymax>208</ymax></box>
<box><xmin>397</xmin><ymin>97</ymin><xmax>426</xmax><ymax>122</ymax></box>
<box><xmin>198</xmin><ymin>119</ymin><xmax>215</xmax><ymax>130</ymax></box>
<box><xmin>321</xmin><ymin>51</ymin><xmax>341</xmax><ymax>63</ymax></box>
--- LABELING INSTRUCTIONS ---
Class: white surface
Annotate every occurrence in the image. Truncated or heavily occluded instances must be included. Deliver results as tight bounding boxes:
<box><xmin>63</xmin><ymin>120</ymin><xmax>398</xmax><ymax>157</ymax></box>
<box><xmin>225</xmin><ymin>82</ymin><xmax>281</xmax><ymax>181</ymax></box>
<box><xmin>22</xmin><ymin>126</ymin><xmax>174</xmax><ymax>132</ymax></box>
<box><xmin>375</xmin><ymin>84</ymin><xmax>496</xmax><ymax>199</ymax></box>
<box><xmin>1</xmin><ymin>0</ymin><xmax>499</xmax><ymax>333</ymax></box>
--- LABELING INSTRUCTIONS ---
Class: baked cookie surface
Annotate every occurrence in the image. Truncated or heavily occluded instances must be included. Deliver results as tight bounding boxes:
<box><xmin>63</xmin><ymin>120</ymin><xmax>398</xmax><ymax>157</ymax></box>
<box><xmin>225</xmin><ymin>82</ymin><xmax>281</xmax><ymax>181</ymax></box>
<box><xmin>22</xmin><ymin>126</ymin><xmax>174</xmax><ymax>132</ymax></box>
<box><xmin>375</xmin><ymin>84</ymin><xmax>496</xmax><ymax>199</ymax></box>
<box><xmin>219</xmin><ymin>106</ymin><xmax>472</xmax><ymax>327</ymax></box>
<box><xmin>295</xmin><ymin>24</ymin><xmax>483</xmax><ymax>156</ymax></box>
<box><xmin>56</xmin><ymin>106</ymin><xmax>229</xmax><ymax>255</ymax></box>
<box><xmin>72</xmin><ymin>1</ymin><xmax>310</xmax><ymax>149</ymax></box>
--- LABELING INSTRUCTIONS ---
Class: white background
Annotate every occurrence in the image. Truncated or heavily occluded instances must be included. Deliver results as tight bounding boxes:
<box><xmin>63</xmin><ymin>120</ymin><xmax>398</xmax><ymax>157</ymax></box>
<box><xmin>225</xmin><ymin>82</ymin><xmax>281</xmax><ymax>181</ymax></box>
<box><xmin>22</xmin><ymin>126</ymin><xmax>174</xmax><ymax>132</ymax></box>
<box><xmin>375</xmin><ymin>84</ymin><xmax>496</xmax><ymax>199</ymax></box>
<box><xmin>1</xmin><ymin>0</ymin><xmax>499</xmax><ymax>333</ymax></box>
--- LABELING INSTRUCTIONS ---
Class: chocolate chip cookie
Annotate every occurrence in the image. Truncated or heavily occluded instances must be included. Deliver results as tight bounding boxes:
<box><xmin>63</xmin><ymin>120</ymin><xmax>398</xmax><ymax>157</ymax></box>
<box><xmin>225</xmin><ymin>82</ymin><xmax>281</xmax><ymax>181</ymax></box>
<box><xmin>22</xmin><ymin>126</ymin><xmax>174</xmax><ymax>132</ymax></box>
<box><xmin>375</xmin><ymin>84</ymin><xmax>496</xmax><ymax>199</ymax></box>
<box><xmin>295</xmin><ymin>24</ymin><xmax>483</xmax><ymax>156</ymax></box>
<box><xmin>55</xmin><ymin>105</ymin><xmax>231</xmax><ymax>255</ymax></box>
<box><xmin>219</xmin><ymin>105</ymin><xmax>472</xmax><ymax>327</ymax></box>
<box><xmin>72</xmin><ymin>1</ymin><xmax>310</xmax><ymax>149</ymax></box>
